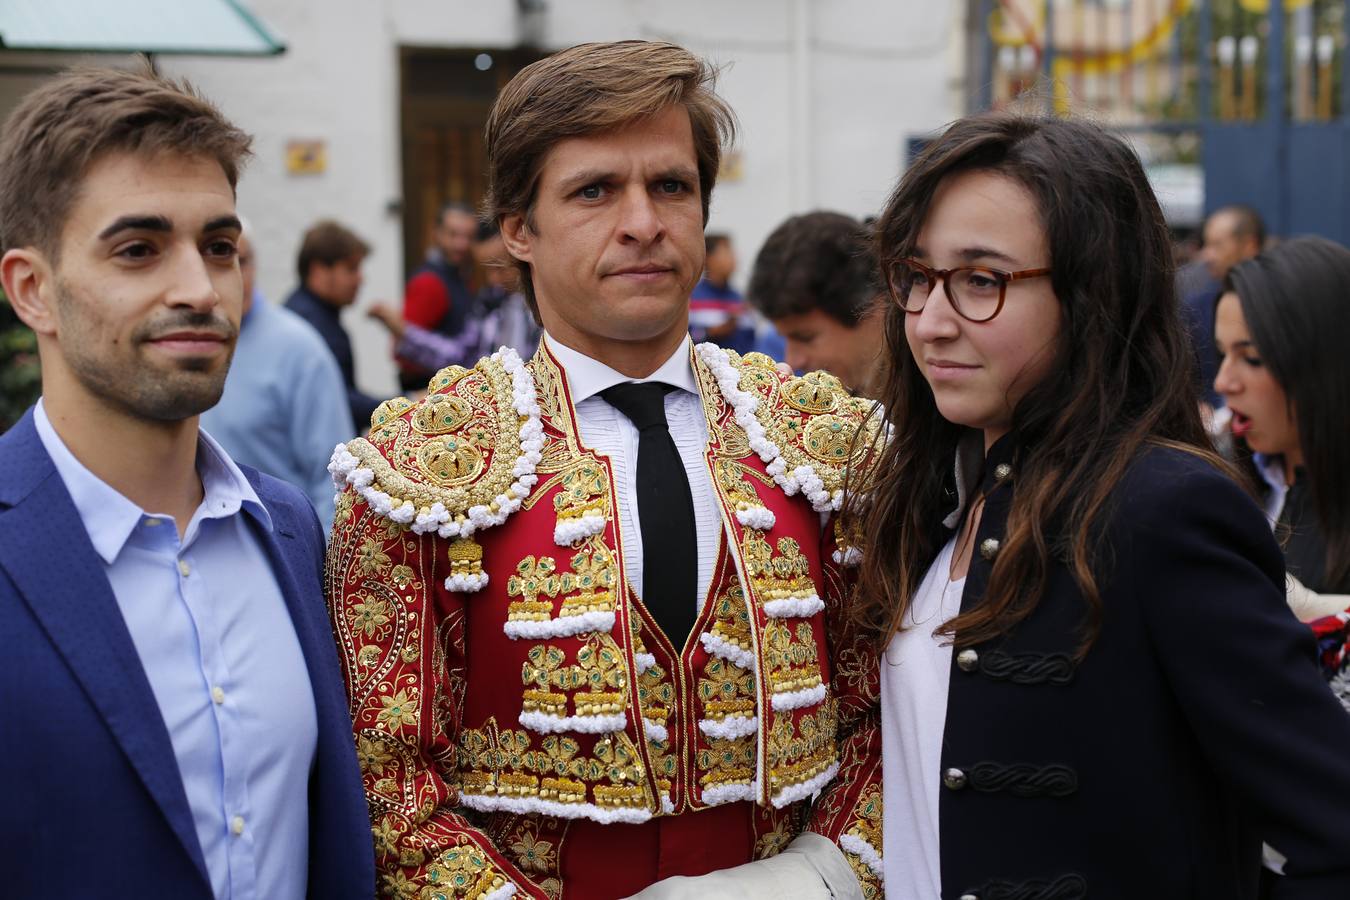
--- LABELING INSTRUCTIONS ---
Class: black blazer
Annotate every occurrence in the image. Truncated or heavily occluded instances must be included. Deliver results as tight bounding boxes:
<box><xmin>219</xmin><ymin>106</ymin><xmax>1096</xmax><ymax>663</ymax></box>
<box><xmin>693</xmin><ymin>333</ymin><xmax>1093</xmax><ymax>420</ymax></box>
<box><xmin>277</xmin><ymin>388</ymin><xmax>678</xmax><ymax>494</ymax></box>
<box><xmin>936</xmin><ymin>438</ymin><xmax>1350</xmax><ymax>900</ymax></box>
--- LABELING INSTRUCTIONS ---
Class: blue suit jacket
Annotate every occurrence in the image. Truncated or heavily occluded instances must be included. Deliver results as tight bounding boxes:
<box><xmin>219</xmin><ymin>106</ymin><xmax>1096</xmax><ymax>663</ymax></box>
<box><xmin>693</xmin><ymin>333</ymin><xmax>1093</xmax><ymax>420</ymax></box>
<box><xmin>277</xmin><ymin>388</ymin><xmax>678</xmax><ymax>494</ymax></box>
<box><xmin>0</xmin><ymin>410</ymin><xmax>374</xmax><ymax>898</ymax></box>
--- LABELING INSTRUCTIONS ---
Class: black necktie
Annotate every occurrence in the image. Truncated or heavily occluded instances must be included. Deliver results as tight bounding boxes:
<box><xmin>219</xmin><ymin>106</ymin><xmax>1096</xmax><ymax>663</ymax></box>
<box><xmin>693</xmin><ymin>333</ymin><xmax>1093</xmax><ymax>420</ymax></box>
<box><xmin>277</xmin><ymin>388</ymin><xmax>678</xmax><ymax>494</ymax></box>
<box><xmin>600</xmin><ymin>382</ymin><xmax>698</xmax><ymax>648</ymax></box>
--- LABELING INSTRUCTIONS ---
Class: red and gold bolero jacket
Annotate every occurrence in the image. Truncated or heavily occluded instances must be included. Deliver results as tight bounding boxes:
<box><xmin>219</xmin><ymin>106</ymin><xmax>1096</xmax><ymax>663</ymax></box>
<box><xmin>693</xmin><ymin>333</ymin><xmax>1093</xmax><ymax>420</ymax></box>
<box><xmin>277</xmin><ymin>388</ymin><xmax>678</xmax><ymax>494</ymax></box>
<box><xmin>326</xmin><ymin>339</ymin><xmax>884</xmax><ymax>899</ymax></box>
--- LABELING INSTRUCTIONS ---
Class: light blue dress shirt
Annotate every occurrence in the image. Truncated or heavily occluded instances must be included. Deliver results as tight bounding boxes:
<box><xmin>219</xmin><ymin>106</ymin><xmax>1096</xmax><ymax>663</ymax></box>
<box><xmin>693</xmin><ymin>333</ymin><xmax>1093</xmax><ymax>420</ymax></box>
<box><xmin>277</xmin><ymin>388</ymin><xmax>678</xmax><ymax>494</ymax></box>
<box><xmin>34</xmin><ymin>400</ymin><xmax>318</xmax><ymax>900</ymax></box>
<box><xmin>202</xmin><ymin>294</ymin><xmax>356</xmax><ymax>532</ymax></box>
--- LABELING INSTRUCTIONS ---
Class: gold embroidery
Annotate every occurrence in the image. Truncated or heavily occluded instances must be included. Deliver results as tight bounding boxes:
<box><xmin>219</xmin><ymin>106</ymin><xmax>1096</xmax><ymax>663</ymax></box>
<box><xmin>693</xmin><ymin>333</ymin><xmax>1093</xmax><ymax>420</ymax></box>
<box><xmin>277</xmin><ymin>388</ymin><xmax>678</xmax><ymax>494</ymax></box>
<box><xmin>743</xmin><ymin>533</ymin><xmax>815</xmax><ymax>602</ymax></box>
<box><xmin>845</xmin><ymin>854</ymin><xmax>884</xmax><ymax>900</ymax></box>
<box><xmin>456</xmin><ymin>719</ymin><xmax>651</xmax><ymax>811</ymax></box>
<box><xmin>410</xmin><ymin>388</ymin><xmax>474</xmax><ymax>435</ymax></box>
<box><xmin>447</xmin><ymin>538</ymin><xmax>486</xmax><ymax>585</ymax></box>
<box><xmin>697</xmin><ymin>657</ymin><xmax>756</xmax><ymax>721</ymax></box>
<box><xmin>705</xmin><ymin>583</ymin><xmax>753</xmax><ymax>659</ymax></box>
<box><xmin>379</xmin><ymin>868</ymin><xmax>418</xmax><ymax>899</ymax></box>
<box><xmin>696</xmin><ymin>737</ymin><xmax>756</xmax><ymax>789</ymax></box>
<box><xmin>764</xmin><ymin>620</ymin><xmax>824</xmax><ymax>696</ymax></box>
<box><xmin>536</xmin><ymin>438</ymin><xmax>575</xmax><ymax>476</ymax></box>
<box><xmin>732</xmin><ymin>352</ymin><xmax>782</xmax><ymax>403</ymax></box>
<box><xmin>423</xmin><ymin>840</ymin><xmax>512</xmax><ymax>900</ymax></box>
<box><xmin>717</xmin><ymin>351</ymin><xmax>882</xmax><ymax>498</ymax></box>
<box><xmin>369</xmin><ymin>396</ymin><xmax>415</xmax><ymax>443</ymax></box>
<box><xmin>802</xmin><ymin>414</ymin><xmax>860</xmax><ymax>466</ymax></box>
<box><xmin>377</xmin><ymin>689</ymin><xmax>420</xmax><ymax>730</ymax></box>
<box><xmin>372</xmin><ymin>818</ymin><xmax>403</xmax><ymax>857</ymax></box>
<box><xmin>594</xmin><ymin>735</ymin><xmax>645</xmax><ymax>792</ymax></box>
<box><xmin>357</xmin><ymin>537</ymin><xmax>394</xmax><ymax>577</ymax></box>
<box><xmin>847</xmin><ymin>783</ymin><xmax>883</xmax><ymax>863</ymax></box>
<box><xmin>714</xmin><ymin>459</ymin><xmax>775</xmax><ymax>522</ymax></box>
<box><xmin>357</xmin><ymin>734</ymin><xmax>396</xmax><ymax>777</ymax></box>
<box><xmin>551</xmin><ymin>462</ymin><xmax>611</xmax><ymax>541</ymax></box>
<box><xmin>635</xmin><ymin>650</ymin><xmax>676</xmax><ymax>794</ymax></box>
<box><xmin>507</xmin><ymin>557</ymin><xmax>563</xmax><ymax>624</ymax></box>
<box><xmin>833</xmin><ymin>516</ymin><xmax>864</xmax><ymax>562</ymax></box>
<box><xmin>638</xmin><ymin>659</ymin><xmax>675</xmax><ymax>725</ymax></box>
<box><xmin>391</xmin><ymin>564</ymin><xmax>416</xmax><ymax>590</ymax></box>
<box><xmin>528</xmin><ymin>351</ymin><xmax>573</xmax><ymax>454</ymax></box>
<box><xmin>507</xmin><ymin>820</ymin><xmax>557</xmax><ymax>877</ymax></box>
<box><xmin>345</xmin><ymin>355</ymin><xmax>523</xmax><ymax>518</ymax></box>
<box><xmin>765</xmin><ymin>702</ymin><xmax>838</xmax><ymax>793</ymax></box>
<box><xmin>415</xmin><ymin>434</ymin><xmax>486</xmax><ymax>487</ymax></box>
<box><xmin>693</xmin><ymin>360</ymin><xmax>752</xmax><ymax>459</ymax></box>
<box><xmin>694</xmin><ymin>616</ymin><xmax>759</xmax><ymax>792</ymax></box>
<box><xmin>717</xmin><ymin>421</ymin><xmax>752</xmax><ymax>459</ymax></box>
<box><xmin>334</xmin><ymin>489</ymin><xmax>356</xmax><ymax>528</ymax></box>
<box><xmin>754</xmin><ymin>819</ymin><xmax>793</xmax><ymax>859</ymax></box>
<box><xmin>563</xmin><ymin>546</ymin><xmax>618</xmax><ymax>617</ymax></box>
<box><xmin>520</xmin><ymin>636</ymin><xmax>631</xmax><ymax>717</ymax></box>
<box><xmin>349</xmin><ymin>593</ymin><xmax>394</xmax><ymax>639</ymax></box>
<box><xmin>781</xmin><ymin>370</ymin><xmax>843</xmax><ymax>414</ymax></box>
<box><xmin>521</xmin><ymin>644</ymin><xmax>571</xmax><ymax>689</ymax></box>
<box><xmin>506</xmin><ymin>545</ymin><xmax>619</xmax><ymax>624</ymax></box>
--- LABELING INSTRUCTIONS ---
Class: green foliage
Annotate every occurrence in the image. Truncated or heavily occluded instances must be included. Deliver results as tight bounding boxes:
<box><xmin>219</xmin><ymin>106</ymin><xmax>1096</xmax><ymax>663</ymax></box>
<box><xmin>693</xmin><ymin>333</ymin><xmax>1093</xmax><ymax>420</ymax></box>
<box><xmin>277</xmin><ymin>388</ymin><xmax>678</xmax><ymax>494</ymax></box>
<box><xmin>0</xmin><ymin>285</ymin><xmax>42</xmax><ymax>433</ymax></box>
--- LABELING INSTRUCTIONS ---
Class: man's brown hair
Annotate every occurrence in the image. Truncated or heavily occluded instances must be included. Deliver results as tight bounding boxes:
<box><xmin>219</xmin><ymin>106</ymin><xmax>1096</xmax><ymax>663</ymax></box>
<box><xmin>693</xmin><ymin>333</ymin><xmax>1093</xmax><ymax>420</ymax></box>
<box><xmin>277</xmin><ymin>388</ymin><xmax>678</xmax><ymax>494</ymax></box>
<box><xmin>0</xmin><ymin>60</ymin><xmax>253</xmax><ymax>258</ymax></box>
<box><xmin>484</xmin><ymin>40</ymin><xmax>736</xmax><ymax>315</ymax></box>
<box><xmin>297</xmin><ymin>220</ymin><xmax>370</xmax><ymax>282</ymax></box>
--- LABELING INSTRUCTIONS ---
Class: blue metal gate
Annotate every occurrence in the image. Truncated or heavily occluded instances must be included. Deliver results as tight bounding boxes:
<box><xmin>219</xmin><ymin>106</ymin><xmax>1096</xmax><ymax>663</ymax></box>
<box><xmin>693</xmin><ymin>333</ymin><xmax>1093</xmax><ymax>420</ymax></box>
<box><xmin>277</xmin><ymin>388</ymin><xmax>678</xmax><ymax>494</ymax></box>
<box><xmin>973</xmin><ymin>0</ymin><xmax>1350</xmax><ymax>244</ymax></box>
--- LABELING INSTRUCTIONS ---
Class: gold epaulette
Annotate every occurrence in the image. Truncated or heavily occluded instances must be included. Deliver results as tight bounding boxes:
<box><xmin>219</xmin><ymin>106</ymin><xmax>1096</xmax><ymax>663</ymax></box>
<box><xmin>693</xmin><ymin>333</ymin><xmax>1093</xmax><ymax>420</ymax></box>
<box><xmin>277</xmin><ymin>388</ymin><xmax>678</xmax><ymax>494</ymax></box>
<box><xmin>327</xmin><ymin>348</ymin><xmax>544</xmax><ymax>542</ymax></box>
<box><xmin>724</xmin><ymin>350</ymin><xmax>883</xmax><ymax>503</ymax></box>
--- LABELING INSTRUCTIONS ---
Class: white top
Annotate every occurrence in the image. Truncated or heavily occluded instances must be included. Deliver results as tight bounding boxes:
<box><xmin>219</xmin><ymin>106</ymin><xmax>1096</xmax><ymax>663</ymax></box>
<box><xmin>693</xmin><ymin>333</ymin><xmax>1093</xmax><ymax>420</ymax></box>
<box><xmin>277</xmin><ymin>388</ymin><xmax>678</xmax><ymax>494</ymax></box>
<box><xmin>882</xmin><ymin>535</ymin><xmax>966</xmax><ymax>899</ymax></box>
<box><xmin>1252</xmin><ymin>452</ymin><xmax>1290</xmax><ymax>524</ymax></box>
<box><xmin>545</xmin><ymin>333</ymin><xmax>721</xmax><ymax>612</ymax></box>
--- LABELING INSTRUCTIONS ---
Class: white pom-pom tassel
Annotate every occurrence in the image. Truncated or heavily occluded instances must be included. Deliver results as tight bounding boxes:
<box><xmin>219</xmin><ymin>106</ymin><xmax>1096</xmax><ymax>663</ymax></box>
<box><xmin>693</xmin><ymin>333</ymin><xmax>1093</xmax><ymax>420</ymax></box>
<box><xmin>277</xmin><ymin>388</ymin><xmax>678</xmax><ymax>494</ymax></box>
<box><xmin>444</xmin><ymin>572</ymin><xmax>489</xmax><ymax>592</ymax></box>
<box><xmin>735</xmin><ymin>505</ymin><xmax>776</xmax><ymax>530</ymax></box>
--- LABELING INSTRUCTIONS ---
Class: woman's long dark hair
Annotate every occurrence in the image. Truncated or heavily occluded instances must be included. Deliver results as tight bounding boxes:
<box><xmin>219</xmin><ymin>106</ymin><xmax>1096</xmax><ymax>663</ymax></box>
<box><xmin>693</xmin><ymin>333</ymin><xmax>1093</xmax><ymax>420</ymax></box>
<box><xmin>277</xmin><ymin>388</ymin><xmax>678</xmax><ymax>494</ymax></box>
<box><xmin>848</xmin><ymin>112</ymin><xmax>1223</xmax><ymax>653</ymax></box>
<box><xmin>1227</xmin><ymin>236</ymin><xmax>1350</xmax><ymax>587</ymax></box>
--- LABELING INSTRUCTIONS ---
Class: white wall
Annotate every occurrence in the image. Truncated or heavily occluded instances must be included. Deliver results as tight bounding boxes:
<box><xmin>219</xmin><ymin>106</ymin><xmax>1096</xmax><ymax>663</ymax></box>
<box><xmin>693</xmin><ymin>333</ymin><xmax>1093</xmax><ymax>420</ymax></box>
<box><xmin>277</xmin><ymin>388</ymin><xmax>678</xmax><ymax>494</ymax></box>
<box><xmin>161</xmin><ymin>0</ymin><xmax>407</xmax><ymax>401</ymax></box>
<box><xmin>2</xmin><ymin>0</ymin><xmax>966</xmax><ymax>404</ymax></box>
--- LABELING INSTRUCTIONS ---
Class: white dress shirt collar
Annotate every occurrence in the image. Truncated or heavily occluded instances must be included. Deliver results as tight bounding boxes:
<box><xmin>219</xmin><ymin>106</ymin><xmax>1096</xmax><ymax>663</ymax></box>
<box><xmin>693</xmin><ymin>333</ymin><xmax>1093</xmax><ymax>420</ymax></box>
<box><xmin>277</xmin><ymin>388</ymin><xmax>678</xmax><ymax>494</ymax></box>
<box><xmin>33</xmin><ymin>398</ymin><xmax>272</xmax><ymax>565</ymax></box>
<box><xmin>1252</xmin><ymin>451</ymin><xmax>1290</xmax><ymax>525</ymax></box>
<box><xmin>544</xmin><ymin>332</ymin><xmax>699</xmax><ymax>404</ymax></box>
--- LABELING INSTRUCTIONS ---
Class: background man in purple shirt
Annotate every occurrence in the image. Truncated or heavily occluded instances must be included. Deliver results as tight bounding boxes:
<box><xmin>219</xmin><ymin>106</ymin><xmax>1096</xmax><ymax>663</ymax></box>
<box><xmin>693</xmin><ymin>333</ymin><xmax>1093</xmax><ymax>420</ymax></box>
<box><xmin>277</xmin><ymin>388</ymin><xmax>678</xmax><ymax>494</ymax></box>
<box><xmin>0</xmin><ymin>63</ymin><xmax>371</xmax><ymax>899</ymax></box>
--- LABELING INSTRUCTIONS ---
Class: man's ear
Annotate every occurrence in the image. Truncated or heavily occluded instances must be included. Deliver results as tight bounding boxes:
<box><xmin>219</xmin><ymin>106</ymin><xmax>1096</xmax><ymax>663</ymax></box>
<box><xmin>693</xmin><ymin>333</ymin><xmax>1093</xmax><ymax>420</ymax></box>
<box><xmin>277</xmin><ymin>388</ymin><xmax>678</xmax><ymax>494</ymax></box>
<box><xmin>499</xmin><ymin>213</ymin><xmax>534</xmax><ymax>265</ymax></box>
<box><xmin>1</xmin><ymin>248</ymin><xmax>58</xmax><ymax>336</ymax></box>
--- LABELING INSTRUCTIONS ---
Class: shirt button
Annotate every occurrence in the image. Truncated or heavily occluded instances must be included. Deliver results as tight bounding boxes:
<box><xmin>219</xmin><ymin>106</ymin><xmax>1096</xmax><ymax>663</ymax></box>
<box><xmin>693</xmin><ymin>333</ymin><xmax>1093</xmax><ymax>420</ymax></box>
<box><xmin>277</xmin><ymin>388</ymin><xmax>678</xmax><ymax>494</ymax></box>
<box><xmin>144</xmin><ymin>517</ymin><xmax>162</xmax><ymax>527</ymax></box>
<box><xmin>211</xmin><ymin>686</ymin><xmax>226</xmax><ymax>705</ymax></box>
<box><xmin>943</xmin><ymin>767</ymin><xmax>968</xmax><ymax>790</ymax></box>
<box><xmin>960</xmin><ymin>894</ymin><xmax>980</xmax><ymax>900</ymax></box>
<box><xmin>956</xmin><ymin>649</ymin><xmax>980</xmax><ymax>672</ymax></box>
<box><xmin>978</xmin><ymin>538</ymin><xmax>1001</xmax><ymax>561</ymax></box>
<box><xmin>231</xmin><ymin>816</ymin><xmax>245</xmax><ymax>836</ymax></box>
<box><xmin>994</xmin><ymin>463</ymin><xmax>1012</xmax><ymax>481</ymax></box>
<box><xmin>178</xmin><ymin>559</ymin><xmax>191</xmax><ymax>578</ymax></box>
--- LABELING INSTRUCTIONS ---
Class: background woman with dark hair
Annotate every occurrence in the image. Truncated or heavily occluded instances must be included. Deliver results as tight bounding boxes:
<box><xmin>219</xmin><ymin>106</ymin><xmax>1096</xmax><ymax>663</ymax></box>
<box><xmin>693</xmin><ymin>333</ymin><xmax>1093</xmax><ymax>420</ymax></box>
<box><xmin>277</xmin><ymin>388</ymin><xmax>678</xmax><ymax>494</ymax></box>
<box><xmin>846</xmin><ymin>112</ymin><xmax>1350</xmax><ymax>898</ymax></box>
<box><xmin>1216</xmin><ymin>237</ymin><xmax>1350</xmax><ymax>688</ymax></box>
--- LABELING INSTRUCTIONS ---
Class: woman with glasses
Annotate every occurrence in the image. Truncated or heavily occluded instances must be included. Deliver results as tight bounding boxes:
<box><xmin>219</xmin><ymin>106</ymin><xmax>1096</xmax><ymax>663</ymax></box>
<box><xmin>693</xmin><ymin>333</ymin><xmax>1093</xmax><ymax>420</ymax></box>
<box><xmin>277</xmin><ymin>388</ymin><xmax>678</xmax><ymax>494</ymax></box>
<box><xmin>843</xmin><ymin>113</ymin><xmax>1350</xmax><ymax>899</ymax></box>
<box><xmin>1215</xmin><ymin>238</ymin><xmax>1350</xmax><ymax>688</ymax></box>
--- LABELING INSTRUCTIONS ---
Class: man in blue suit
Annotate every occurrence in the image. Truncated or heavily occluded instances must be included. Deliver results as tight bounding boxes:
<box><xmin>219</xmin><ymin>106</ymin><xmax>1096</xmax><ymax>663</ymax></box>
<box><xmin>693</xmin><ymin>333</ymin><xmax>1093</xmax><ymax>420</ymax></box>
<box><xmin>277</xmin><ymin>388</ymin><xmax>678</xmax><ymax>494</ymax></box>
<box><xmin>0</xmin><ymin>65</ymin><xmax>373</xmax><ymax>898</ymax></box>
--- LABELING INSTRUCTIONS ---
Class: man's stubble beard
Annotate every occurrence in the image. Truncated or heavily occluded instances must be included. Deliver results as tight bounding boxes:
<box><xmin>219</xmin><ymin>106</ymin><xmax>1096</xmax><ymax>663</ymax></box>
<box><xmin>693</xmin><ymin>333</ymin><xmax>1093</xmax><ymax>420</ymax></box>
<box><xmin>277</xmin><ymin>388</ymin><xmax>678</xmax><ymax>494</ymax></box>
<box><xmin>56</xmin><ymin>286</ymin><xmax>238</xmax><ymax>423</ymax></box>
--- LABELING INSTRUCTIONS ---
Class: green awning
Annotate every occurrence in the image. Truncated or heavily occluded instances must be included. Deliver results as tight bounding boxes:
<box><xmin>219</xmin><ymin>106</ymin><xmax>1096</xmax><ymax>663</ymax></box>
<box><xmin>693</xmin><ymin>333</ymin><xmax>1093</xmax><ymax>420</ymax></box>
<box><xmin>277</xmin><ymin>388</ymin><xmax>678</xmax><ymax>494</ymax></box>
<box><xmin>0</xmin><ymin>0</ymin><xmax>285</xmax><ymax>57</ymax></box>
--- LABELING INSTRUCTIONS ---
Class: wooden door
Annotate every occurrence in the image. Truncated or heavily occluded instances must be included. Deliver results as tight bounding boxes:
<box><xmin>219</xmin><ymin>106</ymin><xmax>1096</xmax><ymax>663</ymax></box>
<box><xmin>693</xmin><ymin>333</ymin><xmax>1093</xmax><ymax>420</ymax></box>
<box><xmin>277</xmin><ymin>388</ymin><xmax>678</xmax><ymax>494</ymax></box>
<box><xmin>399</xmin><ymin>47</ymin><xmax>544</xmax><ymax>279</ymax></box>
